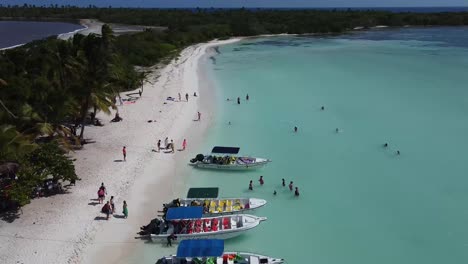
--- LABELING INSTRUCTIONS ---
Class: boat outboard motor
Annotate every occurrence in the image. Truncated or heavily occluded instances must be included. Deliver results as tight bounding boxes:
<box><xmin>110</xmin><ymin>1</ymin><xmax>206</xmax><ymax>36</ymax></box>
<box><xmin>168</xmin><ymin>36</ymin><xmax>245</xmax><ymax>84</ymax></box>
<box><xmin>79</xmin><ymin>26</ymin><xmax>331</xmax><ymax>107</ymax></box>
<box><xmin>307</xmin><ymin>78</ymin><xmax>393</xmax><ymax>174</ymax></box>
<box><xmin>190</xmin><ymin>154</ymin><xmax>204</xmax><ymax>163</ymax></box>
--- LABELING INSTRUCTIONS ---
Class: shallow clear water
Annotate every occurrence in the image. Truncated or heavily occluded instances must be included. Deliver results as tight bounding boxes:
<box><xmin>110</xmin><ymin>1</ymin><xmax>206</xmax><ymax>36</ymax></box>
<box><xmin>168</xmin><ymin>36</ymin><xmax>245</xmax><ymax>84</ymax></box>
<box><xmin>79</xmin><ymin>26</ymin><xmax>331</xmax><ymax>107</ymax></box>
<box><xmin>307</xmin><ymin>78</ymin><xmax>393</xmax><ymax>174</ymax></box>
<box><xmin>0</xmin><ymin>21</ymin><xmax>83</xmax><ymax>49</ymax></box>
<box><xmin>185</xmin><ymin>27</ymin><xmax>468</xmax><ymax>264</ymax></box>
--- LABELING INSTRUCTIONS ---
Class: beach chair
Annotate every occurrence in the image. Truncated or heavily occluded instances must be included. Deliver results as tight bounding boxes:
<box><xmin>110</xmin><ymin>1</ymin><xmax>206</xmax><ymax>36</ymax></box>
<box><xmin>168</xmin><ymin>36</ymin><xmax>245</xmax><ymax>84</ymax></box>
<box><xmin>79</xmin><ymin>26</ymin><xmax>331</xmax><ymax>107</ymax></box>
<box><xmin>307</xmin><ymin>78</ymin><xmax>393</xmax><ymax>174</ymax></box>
<box><xmin>217</xmin><ymin>200</ymin><xmax>225</xmax><ymax>212</ymax></box>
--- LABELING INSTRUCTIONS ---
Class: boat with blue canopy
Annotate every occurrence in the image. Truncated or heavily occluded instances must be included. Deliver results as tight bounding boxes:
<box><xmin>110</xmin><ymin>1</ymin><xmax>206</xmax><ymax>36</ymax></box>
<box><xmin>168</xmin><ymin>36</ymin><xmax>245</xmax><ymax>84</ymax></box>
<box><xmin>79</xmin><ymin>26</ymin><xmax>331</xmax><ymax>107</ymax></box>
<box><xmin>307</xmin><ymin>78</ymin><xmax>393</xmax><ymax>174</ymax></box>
<box><xmin>149</xmin><ymin>207</ymin><xmax>267</xmax><ymax>243</ymax></box>
<box><xmin>156</xmin><ymin>239</ymin><xmax>284</xmax><ymax>264</ymax></box>
<box><xmin>189</xmin><ymin>146</ymin><xmax>271</xmax><ymax>170</ymax></box>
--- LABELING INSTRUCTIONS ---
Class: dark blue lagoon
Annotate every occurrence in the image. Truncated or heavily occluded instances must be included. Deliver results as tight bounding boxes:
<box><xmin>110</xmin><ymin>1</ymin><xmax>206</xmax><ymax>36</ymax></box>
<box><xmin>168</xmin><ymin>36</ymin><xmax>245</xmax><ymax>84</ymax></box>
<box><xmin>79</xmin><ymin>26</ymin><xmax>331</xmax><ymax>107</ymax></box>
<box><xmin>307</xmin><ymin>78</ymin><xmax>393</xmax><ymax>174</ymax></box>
<box><xmin>0</xmin><ymin>21</ymin><xmax>84</xmax><ymax>49</ymax></box>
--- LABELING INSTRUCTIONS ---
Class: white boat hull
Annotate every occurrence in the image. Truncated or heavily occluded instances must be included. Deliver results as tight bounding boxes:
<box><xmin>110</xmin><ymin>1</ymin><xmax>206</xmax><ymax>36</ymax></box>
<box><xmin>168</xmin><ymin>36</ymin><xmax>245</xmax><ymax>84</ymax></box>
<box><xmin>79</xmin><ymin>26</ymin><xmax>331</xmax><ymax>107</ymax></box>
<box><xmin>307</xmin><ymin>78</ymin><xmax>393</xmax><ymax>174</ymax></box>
<box><xmin>157</xmin><ymin>252</ymin><xmax>284</xmax><ymax>264</ymax></box>
<box><xmin>189</xmin><ymin>157</ymin><xmax>270</xmax><ymax>170</ymax></box>
<box><xmin>150</xmin><ymin>214</ymin><xmax>266</xmax><ymax>243</ymax></box>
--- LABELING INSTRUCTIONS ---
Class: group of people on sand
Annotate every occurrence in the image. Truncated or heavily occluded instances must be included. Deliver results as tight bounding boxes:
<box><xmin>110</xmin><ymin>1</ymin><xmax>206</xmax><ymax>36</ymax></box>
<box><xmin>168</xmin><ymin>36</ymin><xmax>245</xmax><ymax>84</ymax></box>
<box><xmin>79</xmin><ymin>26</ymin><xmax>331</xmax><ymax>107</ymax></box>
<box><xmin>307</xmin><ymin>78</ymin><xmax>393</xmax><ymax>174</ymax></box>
<box><xmin>98</xmin><ymin>183</ymin><xmax>128</xmax><ymax>220</ymax></box>
<box><xmin>248</xmin><ymin>176</ymin><xmax>300</xmax><ymax>197</ymax></box>
<box><xmin>153</xmin><ymin>137</ymin><xmax>187</xmax><ymax>153</ymax></box>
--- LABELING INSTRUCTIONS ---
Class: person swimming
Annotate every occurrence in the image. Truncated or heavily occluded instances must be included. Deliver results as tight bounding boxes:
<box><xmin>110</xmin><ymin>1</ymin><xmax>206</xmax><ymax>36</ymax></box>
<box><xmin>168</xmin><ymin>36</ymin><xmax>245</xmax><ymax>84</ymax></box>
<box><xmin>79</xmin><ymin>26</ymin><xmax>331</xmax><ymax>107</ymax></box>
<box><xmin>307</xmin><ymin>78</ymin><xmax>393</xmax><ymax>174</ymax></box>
<box><xmin>321</xmin><ymin>106</ymin><xmax>325</xmax><ymax>110</ymax></box>
<box><xmin>273</xmin><ymin>190</ymin><xmax>277</xmax><ymax>195</ymax></box>
<box><xmin>384</xmin><ymin>143</ymin><xmax>388</xmax><ymax>147</ymax></box>
<box><xmin>289</xmin><ymin>181</ymin><xmax>293</xmax><ymax>191</ymax></box>
<box><xmin>335</xmin><ymin>128</ymin><xmax>339</xmax><ymax>133</ymax></box>
<box><xmin>295</xmin><ymin>187</ymin><xmax>300</xmax><ymax>196</ymax></box>
<box><xmin>396</xmin><ymin>150</ymin><xmax>400</xmax><ymax>155</ymax></box>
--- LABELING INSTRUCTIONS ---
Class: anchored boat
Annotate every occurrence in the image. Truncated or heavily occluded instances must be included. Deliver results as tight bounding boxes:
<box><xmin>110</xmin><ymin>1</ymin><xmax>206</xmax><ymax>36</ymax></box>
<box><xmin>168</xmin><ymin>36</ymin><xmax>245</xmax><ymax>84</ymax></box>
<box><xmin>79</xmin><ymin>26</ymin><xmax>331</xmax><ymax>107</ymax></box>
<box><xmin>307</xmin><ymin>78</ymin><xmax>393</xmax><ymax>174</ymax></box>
<box><xmin>164</xmin><ymin>197</ymin><xmax>267</xmax><ymax>216</ymax></box>
<box><xmin>156</xmin><ymin>239</ymin><xmax>284</xmax><ymax>264</ymax></box>
<box><xmin>149</xmin><ymin>207</ymin><xmax>267</xmax><ymax>243</ymax></box>
<box><xmin>189</xmin><ymin>146</ymin><xmax>271</xmax><ymax>170</ymax></box>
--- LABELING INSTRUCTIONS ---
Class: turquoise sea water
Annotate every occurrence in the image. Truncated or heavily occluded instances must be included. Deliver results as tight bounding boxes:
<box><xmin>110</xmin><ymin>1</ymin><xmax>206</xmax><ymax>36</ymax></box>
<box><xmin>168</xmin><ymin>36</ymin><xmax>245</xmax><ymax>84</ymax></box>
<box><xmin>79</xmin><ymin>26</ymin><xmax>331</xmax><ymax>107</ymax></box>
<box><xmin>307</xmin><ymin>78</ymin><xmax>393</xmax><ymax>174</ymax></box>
<box><xmin>130</xmin><ymin>27</ymin><xmax>468</xmax><ymax>264</ymax></box>
<box><xmin>186</xmin><ymin>27</ymin><xmax>468</xmax><ymax>264</ymax></box>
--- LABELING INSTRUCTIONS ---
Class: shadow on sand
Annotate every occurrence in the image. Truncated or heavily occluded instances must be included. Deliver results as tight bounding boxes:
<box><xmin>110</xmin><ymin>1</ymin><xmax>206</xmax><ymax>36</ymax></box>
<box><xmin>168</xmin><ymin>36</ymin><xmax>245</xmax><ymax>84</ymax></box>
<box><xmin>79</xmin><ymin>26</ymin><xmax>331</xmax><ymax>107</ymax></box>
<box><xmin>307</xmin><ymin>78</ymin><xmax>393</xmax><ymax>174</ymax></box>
<box><xmin>0</xmin><ymin>208</ymin><xmax>22</xmax><ymax>223</ymax></box>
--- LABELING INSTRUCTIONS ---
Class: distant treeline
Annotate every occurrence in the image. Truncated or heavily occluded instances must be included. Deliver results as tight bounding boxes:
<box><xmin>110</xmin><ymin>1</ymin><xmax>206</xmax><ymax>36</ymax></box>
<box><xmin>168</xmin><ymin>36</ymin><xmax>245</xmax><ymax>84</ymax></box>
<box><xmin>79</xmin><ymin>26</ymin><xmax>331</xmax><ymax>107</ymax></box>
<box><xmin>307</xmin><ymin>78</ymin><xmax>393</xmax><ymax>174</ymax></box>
<box><xmin>1</xmin><ymin>6</ymin><xmax>468</xmax><ymax>208</ymax></box>
<box><xmin>1</xmin><ymin>6</ymin><xmax>468</xmax><ymax>35</ymax></box>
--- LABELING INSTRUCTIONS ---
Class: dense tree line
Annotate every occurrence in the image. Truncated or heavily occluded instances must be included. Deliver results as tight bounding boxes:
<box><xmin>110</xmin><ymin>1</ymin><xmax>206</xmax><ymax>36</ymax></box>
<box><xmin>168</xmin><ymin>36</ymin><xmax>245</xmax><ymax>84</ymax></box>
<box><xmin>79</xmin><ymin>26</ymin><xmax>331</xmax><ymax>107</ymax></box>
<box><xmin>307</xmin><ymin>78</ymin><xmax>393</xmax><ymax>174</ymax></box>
<box><xmin>1</xmin><ymin>6</ymin><xmax>468</xmax><ymax>209</ymax></box>
<box><xmin>1</xmin><ymin>6</ymin><xmax>468</xmax><ymax>35</ymax></box>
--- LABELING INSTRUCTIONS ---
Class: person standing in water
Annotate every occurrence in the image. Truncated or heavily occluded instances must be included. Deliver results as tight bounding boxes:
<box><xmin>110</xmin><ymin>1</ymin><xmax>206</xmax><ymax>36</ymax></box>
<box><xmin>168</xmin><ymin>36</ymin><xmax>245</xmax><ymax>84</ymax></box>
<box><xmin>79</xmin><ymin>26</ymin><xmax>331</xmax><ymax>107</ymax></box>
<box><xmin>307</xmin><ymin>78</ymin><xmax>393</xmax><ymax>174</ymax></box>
<box><xmin>282</xmin><ymin>178</ymin><xmax>285</xmax><ymax>187</ymax></box>
<box><xmin>321</xmin><ymin>106</ymin><xmax>325</xmax><ymax>110</ymax></box>
<box><xmin>289</xmin><ymin>181</ymin><xmax>293</xmax><ymax>191</ymax></box>
<box><xmin>237</xmin><ymin>97</ymin><xmax>240</xmax><ymax>105</ymax></box>
<box><xmin>246</xmin><ymin>94</ymin><xmax>249</xmax><ymax>101</ymax></box>
<box><xmin>122</xmin><ymin>146</ymin><xmax>127</xmax><ymax>161</ymax></box>
<box><xmin>294</xmin><ymin>126</ymin><xmax>298</xmax><ymax>133</ymax></box>
<box><xmin>259</xmin><ymin>176</ymin><xmax>264</xmax><ymax>185</ymax></box>
<box><xmin>182</xmin><ymin>139</ymin><xmax>187</xmax><ymax>150</ymax></box>
<box><xmin>384</xmin><ymin>143</ymin><xmax>388</xmax><ymax>148</ymax></box>
<box><xmin>273</xmin><ymin>190</ymin><xmax>277</xmax><ymax>195</ymax></box>
<box><xmin>396</xmin><ymin>150</ymin><xmax>401</xmax><ymax>155</ymax></box>
<box><xmin>123</xmin><ymin>200</ymin><xmax>128</xmax><ymax>218</ymax></box>
<box><xmin>249</xmin><ymin>180</ymin><xmax>253</xmax><ymax>190</ymax></box>
<box><xmin>295</xmin><ymin>187</ymin><xmax>300</xmax><ymax>196</ymax></box>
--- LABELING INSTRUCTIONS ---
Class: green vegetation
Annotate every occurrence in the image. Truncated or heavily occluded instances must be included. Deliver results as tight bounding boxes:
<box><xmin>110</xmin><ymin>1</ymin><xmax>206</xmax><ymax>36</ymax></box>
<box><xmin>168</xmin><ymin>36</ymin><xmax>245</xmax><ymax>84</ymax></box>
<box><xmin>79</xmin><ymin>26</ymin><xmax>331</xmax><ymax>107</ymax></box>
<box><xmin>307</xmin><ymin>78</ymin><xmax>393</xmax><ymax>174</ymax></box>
<box><xmin>1</xmin><ymin>6</ymin><xmax>468</xmax><ymax>209</ymax></box>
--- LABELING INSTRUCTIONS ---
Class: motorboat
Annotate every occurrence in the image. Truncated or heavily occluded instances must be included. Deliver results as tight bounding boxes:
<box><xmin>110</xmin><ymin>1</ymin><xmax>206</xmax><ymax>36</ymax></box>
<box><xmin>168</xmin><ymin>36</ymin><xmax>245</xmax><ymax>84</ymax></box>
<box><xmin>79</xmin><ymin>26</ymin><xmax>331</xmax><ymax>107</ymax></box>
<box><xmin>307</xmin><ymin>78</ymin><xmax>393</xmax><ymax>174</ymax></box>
<box><xmin>189</xmin><ymin>146</ymin><xmax>271</xmax><ymax>170</ymax></box>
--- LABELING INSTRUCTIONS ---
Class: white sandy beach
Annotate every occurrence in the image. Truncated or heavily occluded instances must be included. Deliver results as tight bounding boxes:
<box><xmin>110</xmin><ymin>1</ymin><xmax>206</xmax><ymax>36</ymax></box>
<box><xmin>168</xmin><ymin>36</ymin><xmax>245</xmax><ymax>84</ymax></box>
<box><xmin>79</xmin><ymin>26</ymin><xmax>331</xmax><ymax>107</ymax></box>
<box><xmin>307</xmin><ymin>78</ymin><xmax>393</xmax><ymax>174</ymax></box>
<box><xmin>0</xmin><ymin>38</ymin><xmax>241</xmax><ymax>264</ymax></box>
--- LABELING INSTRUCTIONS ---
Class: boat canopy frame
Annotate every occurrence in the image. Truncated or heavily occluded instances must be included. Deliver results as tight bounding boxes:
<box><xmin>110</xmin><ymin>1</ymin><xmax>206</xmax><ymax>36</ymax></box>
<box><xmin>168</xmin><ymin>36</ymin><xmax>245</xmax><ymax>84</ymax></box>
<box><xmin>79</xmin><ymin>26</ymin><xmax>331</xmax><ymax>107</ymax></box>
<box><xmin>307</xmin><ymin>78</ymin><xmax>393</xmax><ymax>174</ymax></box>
<box><xmin>186</xmin><ymin>187</ymin><xmax>219</xmax><ymax>199</ymax></box>
<box><xmin>211</xmin><ymin>146</ymin><xmax>240</xmax><ymax>155</ymax></box>
<box><xmin>176</xmin><ymin>239</ymin><xmax>224</xmax><ymax>258</ymax></box>
<box><xmin>166</xmin><ymin>206</ymin><xmax>203</xmax><ymax>220</ymax></box>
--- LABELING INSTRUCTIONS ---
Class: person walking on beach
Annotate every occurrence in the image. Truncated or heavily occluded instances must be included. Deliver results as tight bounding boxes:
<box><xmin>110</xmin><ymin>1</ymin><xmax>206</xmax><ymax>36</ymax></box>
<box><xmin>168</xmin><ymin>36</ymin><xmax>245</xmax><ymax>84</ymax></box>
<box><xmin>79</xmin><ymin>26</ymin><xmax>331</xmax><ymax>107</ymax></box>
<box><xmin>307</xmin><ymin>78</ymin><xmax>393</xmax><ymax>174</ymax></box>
<box><xmin>157</xmin><ymin>140</ymin><xmax>161</xmax><ymax>152</ymax></box>
<box><xmin>282</xmin><ymin>178</ymin><xmax>285</xmax><ymax>187</ymax></box>
<box><xmin>197</xmin><ymin>111</ymin><xmax>201</xmax><ymax>121</ymax></box>
<box><xmin>185</xmin><ymin>93</ymin><xmax>189</xmax><ymax>102</ymax></box>
<box><xmin>170</xmin><ymin>140</ymin><xmax>175</xmax><ymax>153</ymax></box>
<box><xmin>182</xmin><ymin>139</ymin><xmax>187</xmax><ymax>150</ymax></box>
<box><xmin>123</xmin><ymin>200</ymin><xmax>128</xmax><ymax>218</ymax></box>
<box><xmin>122</xmin><ymin>146</ymin><xmax>127</xmax><ymax>161</ymax></box>
<box><xmin>97</xmin><ymin>187</ymin><xmax>105</xmax><ymax>204</ymax></box>
<box><xmin>139</xmin><ymin>90</ymin><xmax>142</xmax><ymax>97</ymax></box>
<box><xmin>295</xmin><ymin>187</ymin><xmax>300</xmax><ymax>197</ymax></box>
<box><xmin>289</xmin><ymin>181</ymin><xmax>293</xmax><ymax>191</ymax></box>
<box><xmin>102</xmin><ymin>201</ymin><xmax>111</xmax><ymax>220</ymax></box>
<box><xmin>98</xmin><ymin>183</ymin><xmax>107</xmax><ymax>204</ymax></box>
<box><xmin>237</xmin><ymin>97</ymin><xmax>240</xmax><ymax>105</ymax></box>
<box><xmin>259</xmin><ymin>176</ymin><xmax>264</xmax><ymax>185</ymax></box>
<box><xmin>178</xmin><ymin>93</ymin><xmax>181</xmax><ymax>102</ymax></box>
<box><xmin>249</xmin><ymin>180</ymin><xmax>253</xmax><ymax>190</ymax></box>
<box><xmin>164</xmin><ymin>137</ymin><xmax>169</xmax><ymax>149</ymax></box>
<box><xmin>246</xmin><ymin>94</ymin><xmax>249</xmax><ymax>101</ymax></box>
<box><xmin>110</xmin><ymin>196</ymin><xmax>115</xmax><ymax>214</ymax></box>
